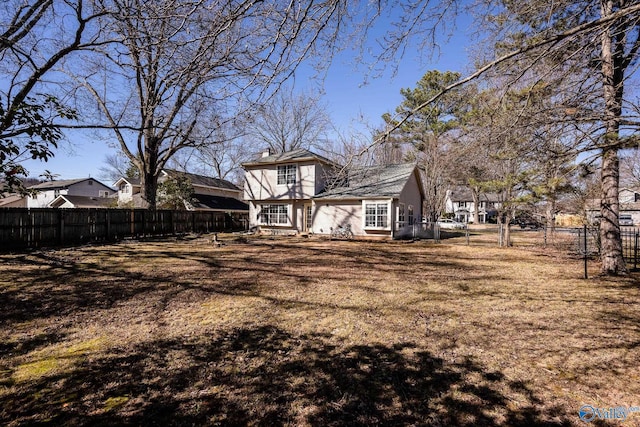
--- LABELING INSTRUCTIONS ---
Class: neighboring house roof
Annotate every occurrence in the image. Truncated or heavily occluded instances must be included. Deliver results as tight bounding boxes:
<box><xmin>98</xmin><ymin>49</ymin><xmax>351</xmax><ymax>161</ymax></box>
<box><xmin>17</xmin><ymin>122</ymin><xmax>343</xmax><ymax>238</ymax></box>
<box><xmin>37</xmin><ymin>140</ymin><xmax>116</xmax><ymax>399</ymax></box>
<box><xmin>0</xmin><ymin>193</ymin><xmax>27</xmax><ymax>207</ymax></box>
<box><xmin>190</xmin><ymin>194</ymin><xmax>249</xmax><ymax>212</ymax></box>
<box><xmin>242</xmin><ymin>148</ymin><xmax>337</xmax><ymax>167</ymax></box>
<box><xmin>114</xmin><ymin>171</ymin><xmax>240</xmax><ymax>193</ymax></box>
<box><xmin>113</xmin><ymin>177</ymin><xmax>141</xmax><ymax>187</ymax></box>
<box><xmin>28</xmin><ymin>178</ymin><xmax>113</xmax><ymax>191</ymax></box>
<box><xmin>49</xmin><ymin>195</ymin><xmax>114</xmax><ymax>208</ymax></box>
<box><xmin>448</xmin><ymin>186</ymin><xmax>501</xmax><ymax>203</ymax></box>
<box><xmin>162</xmin><ymin>169</ymin><xmax>241</xmax><ymax>192</ymax></box>
<box><xmin>314</xmin><ymin>163</ymin><xmax>420</xmax><ymax>200</ymax></box>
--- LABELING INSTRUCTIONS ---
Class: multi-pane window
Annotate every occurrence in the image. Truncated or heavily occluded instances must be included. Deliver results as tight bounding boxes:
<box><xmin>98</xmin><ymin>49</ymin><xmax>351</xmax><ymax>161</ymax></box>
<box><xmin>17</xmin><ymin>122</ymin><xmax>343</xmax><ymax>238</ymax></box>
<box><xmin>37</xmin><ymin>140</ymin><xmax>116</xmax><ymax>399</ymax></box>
<box><xmin>277</xmin><ymin>164</ymin><xmax>297</xmax><ymax>185</ymax></box>
<box><xmin>365</xmin><ymin>202</ymin><xmax>388</xmax><ymax>228</ymax></box>
<box><xmin>259</xmin><ymin>204</ymin><xmax>288</xmax><ymax>225</ymax></box>
<box><xmin>305</xmin><ymin>205</ymin><xmax>313</xmax><ymax>231</ymax></box>
<box><xmin>398</xmin><ymin>203</ymin><xmax>406</xmax><ymax>226</ymax></box>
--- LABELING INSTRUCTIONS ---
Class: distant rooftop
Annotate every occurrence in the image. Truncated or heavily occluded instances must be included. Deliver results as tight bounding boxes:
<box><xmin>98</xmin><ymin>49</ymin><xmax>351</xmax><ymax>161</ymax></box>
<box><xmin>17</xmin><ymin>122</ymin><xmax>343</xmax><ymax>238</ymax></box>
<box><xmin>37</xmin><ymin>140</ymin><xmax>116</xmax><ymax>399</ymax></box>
<box><xmin>163</xmin><ymin>169</ymin><xmax>241</xmax><ymax>192</ymax></box>
<box><xmin>448</xmin><ymin>186</ymin><xmax>501</xmax><ymax>203</ymax></box>
<box><xmin>190</xmin><ymin>194</ymin><xmax>249</xmax><ymax>212</ymax></box>
<box><xmin>29</xmin><ymin>178</ymin><xmax>113</xmax><ymax>190</ymax></box>
<box><xmin>50</xmin><ymin>195</ymin><xmax>114</xmax><ymax>208</ymax></box>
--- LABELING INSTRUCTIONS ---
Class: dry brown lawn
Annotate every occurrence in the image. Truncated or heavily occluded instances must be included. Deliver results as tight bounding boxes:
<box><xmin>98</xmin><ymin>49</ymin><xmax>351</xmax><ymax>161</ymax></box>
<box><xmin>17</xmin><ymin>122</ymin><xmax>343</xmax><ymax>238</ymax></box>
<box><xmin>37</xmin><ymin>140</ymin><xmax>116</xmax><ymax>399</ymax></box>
<box><xmin>1</xmin><ymin>232</ymin><xmax>639</xmax><ymax>426</ymax></box>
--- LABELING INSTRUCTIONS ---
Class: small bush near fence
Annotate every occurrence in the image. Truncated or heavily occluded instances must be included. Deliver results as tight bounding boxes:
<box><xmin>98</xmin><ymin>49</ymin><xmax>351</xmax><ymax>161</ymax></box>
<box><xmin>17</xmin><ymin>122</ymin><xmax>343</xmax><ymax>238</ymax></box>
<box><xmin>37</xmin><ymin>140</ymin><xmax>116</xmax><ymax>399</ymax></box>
<box><xmin>0</xmin><ymin>208</ymin><xmax>248</xmax><ymax>251</ymax></box>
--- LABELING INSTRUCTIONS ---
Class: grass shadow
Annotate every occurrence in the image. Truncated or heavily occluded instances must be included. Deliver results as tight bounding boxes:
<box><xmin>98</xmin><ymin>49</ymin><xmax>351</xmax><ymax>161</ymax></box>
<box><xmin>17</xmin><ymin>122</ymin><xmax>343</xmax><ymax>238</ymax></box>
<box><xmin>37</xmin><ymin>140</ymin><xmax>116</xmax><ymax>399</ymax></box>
<box><xmin>1</xmin><ymin>326</ymin><xmax>568</xmax><ymax>426</ymax></box>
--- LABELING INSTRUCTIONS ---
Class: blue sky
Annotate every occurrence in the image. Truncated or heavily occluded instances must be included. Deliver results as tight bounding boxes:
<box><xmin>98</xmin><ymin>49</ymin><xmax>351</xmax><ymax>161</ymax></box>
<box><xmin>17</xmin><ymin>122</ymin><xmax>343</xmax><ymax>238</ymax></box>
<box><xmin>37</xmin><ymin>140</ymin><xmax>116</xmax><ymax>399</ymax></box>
<box><xmin>20</xmin><ymin>12</ymin><xmax>475</xmax><ymax>185</ymax></box>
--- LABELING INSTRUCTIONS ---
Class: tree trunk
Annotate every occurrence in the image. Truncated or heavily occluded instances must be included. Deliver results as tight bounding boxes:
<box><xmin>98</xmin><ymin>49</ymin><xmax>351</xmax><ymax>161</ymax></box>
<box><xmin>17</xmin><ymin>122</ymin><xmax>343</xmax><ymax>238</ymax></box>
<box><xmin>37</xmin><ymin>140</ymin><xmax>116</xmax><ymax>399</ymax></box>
<box><xmin>546</xmin><ymin>198</ymin><xmax>556</xmax><ymax>234</ymax></box>
<box><xmin>600</xmin><ymin>146</ymin><xmax>626</xmax><ymax>274</ymax></box>
<box><xmin>140</xmin><ymin>171</ymin><xmax>159</xmax><ymax>210</ymax></box>
<box><xmin>599</xmin><ymin>0</ymin><xmax>627</xmax><ymax>275</ymax></box>
<box><xmin>471</xmin><ymin>185</ymin><xmax>481</xmax><ymax>224</ymax></box>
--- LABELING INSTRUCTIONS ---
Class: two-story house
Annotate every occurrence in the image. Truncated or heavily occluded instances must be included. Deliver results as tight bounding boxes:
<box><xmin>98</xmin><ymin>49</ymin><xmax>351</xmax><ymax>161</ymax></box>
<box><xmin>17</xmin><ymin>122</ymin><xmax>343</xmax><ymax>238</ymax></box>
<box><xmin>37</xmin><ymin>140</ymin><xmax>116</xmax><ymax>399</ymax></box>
<box><xmin>445</xmin><ymin>186</ymin><xmax>500</xmax><ymax>224</ymax></box>
<box><xmin>242</xmin><ymin>148</ymin><xmax>425</xmax><ymax>238</ymax></box>
<box><xmin>26</xmin><ymin>178</ymin><xmax>114</xmax><ymax>208</ymax></box>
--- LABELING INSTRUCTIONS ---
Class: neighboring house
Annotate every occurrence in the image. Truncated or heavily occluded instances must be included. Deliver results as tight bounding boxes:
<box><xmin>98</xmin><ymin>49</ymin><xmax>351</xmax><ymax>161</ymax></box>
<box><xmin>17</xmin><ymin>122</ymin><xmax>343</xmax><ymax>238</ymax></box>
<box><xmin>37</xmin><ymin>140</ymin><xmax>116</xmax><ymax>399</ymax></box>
<box><xmin>26</xmin><ymin>178</ymin><xmax>114</xmax><ymax>208</ymax></box>
<box><xmin>586</xmin><ymin>188</ymin><xmax>640</xmax><ymax>226</ymax></box>
<box><xmin>114</xmin><ymin>170</ymin><xmax>249</xmax><ymax>215</ymax></box>
<box><xmin>113</xmin><ymin>177</ymin><xmax>141</xmax><ymax>205</ymax></box>
<box><xmin>445</xmin><ymin>186</ymin><xmax>500</xmax><ymax>224</ymax></box>
<box><xmin>242</xmin><ymin>148</ymin><xmax>425</xmax><ymax>238</ymax></box>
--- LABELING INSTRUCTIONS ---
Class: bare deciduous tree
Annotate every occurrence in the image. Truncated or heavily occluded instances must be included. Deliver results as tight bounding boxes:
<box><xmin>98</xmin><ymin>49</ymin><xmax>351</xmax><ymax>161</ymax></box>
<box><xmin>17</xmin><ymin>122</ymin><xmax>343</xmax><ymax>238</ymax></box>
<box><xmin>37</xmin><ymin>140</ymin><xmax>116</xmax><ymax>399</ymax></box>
<box><xmin>0</xmin><ymin>0</ymin><xmax>105</xmax><ymax>193</ymax></box>
<box><xmin>248</xmin><ymin>86</ymin><xmax>332</xmax><ymax>155</ymax></box>
<box><xmin>74</xmin><ymin>0</ymin><xmax>350</xmax><ymax>208</ymax></box>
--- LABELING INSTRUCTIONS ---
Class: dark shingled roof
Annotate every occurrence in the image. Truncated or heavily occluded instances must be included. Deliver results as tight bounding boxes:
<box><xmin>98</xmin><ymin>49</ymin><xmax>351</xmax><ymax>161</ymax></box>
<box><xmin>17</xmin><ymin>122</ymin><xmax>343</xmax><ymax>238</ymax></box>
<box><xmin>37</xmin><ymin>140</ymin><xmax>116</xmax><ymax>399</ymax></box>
<box><xmin>163</xmin><ymin>170</ymin><xmax>241</xmax><ymax>192</ymax></box>
<box><xmin>242</xmin><ymin>148</ymin><xmax>336</xmax><ymax>167</ymax></box>
<box><xmin>29</xmin><ymin>178</ymin><xmax>113</xmax><ymax>191</ymax></box>
<box><xmin>315</xmin><ymin>163</ymin><xmax>418</xmax><ymax>200</ymax></box>
<box><xmin>50</xmin><ymin>195</ymin><xmax>114</xmax><ymax>208</ymax></box>
<box><xmin>448</xmin><ymin>186</ymin><xmax>501</xmax><ymax>203</ymax></box>
<box><xmin>190</xmin><ymin>194</ymin><xmax>249</xmax><ymax>212</ymax></box>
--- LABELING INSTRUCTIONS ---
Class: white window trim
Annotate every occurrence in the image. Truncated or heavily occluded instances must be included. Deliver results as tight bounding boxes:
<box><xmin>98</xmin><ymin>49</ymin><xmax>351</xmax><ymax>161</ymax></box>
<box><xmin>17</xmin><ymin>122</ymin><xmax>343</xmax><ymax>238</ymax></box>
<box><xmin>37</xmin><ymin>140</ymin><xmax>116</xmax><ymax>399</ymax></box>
<box><xmin>362</xmin><ymin>200</ymin><xmax>391</xmax><ymax>230</ymax></box>
<box><xmin>277</xmin><ymin>164</ymin><xmax>297</xmax><ymax>186</ymax></box>
<box><xmin>397</xmin><ymin>203</ymin><xmax>406</xmax><ymax>227</ymax></box>
<box><xmin>258</xmin><ymin>203</ymin><xmax>291</xmax><ymax>226</ymax></box>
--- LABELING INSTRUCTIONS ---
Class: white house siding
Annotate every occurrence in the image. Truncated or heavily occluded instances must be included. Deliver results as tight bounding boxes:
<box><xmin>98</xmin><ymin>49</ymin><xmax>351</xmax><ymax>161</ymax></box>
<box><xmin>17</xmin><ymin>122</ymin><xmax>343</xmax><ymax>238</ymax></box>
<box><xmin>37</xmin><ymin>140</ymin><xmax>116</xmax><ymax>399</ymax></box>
<box><xmin>29</xmin><ymin>189</ymin><xmax>68</xmax><ymax>208</ymax></box>
<box><xmin>244</xmin><ymin>162</ymin><xmax>319</xmax><ymax>201</ymax></box>
<box><xmin>313</xmin><ymin>201</ymin><xmax>363</xmax><ymax>235</ymax></box>
<box><xmin>399</xmin><ymin>172</ymin><xmax>423</xmax><ymax>222</ymax></box>
<box><xmin>117</xmin><ymin>183</ymin><xmax>137</xmax><ymax>204</ymax></box>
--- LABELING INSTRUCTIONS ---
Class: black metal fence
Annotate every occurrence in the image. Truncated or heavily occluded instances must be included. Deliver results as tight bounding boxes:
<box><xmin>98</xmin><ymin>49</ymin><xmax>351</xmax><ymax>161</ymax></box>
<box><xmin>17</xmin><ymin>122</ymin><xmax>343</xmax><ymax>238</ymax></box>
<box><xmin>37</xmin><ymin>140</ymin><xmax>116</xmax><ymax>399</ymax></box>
<box><xmin>0</xmin><ymin>208</ymin><xmax>248</xmax><ymax>251</ymax></box>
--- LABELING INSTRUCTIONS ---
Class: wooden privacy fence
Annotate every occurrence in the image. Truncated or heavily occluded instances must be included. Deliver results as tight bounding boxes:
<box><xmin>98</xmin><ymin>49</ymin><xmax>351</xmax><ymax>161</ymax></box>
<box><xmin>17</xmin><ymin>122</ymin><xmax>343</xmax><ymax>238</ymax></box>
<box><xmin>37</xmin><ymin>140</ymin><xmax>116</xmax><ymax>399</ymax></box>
<box><xmin>0</xmin><ymin>208</ymin><xmax>248</xmax><ymax>251</ymax></box>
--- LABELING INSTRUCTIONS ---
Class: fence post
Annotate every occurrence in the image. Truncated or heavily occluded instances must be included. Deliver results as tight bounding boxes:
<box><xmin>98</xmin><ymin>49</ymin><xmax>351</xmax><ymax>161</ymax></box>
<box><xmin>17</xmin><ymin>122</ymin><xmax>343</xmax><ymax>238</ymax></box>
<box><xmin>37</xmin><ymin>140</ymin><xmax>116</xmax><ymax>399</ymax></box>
<box><xmin>106</xmin><ymin>209</ymin><xmax>111</xmax><ymax>241</ymax></box>
<box><xmin>59</xmin><ymin>209</ymin><xmax>65</xmax><ymax>245</ymax></box>
<box><xmin>633</xmin><ymin>230</ymin><xmax>638</xmax><ymax>270</ymax></box>
<box><xmin>583</xmin><ymin>224</ymin><xmax>588</xmax><ymax>279</ymax></box>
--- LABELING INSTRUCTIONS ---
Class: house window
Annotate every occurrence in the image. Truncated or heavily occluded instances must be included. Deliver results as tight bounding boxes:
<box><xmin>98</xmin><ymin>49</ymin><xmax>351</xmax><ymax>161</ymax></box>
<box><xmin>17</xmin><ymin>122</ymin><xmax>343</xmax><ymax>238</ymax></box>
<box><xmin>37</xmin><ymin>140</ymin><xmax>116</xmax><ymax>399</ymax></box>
<box><xmin>120</xmin><ymin>184</ymin><xmax>129</xmax><ymax>193</ymax></box>
<box><xmin>364</xmin><ymin>202</ymin><xmax>388</xmax><ymax>229</ymax></box>
<box><xmin>99</xmin><ymin>191</ymin><xmax>109</xmax><ymax>198</ymax></box>
<box><xmin>277</xmin><ymin>165</ymin><xmax>297</xmax><ymax>185</ymax></box>
<box><xmin>398</xmin><ymin>203</ymin><xmax>406</xmax><ymax>226</ymax></box>
<box><xmin>408</xmin><ymin>205</ymin><xmax>414</xmax><ymax>225</ymax></box>
<box><xmin>259</xmin><ymin>204</ymin><xmax>289</xmax><ymax>225</ymax></box>
<box><xmin>458</xmin><ymin>201</ymin><xmax>467</xmax><ymax>208</ymax></box>
<box><xmin>54</xmin><ymin>189</ymin><xmax>60</xmax><ymax>197</ymax></box>
<box><xmin>305</xmin><ymin>205</ymin><xmax>313</xmax><ymax>231</ymax></box>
